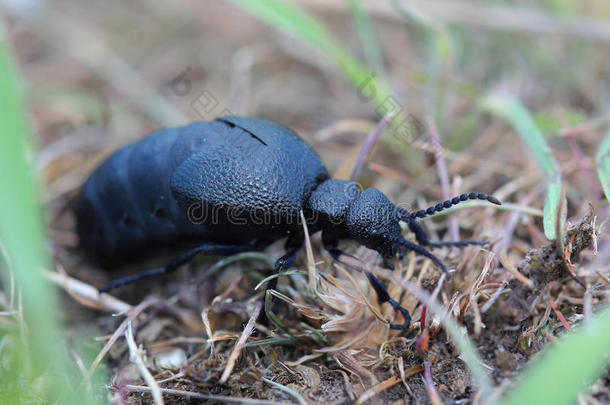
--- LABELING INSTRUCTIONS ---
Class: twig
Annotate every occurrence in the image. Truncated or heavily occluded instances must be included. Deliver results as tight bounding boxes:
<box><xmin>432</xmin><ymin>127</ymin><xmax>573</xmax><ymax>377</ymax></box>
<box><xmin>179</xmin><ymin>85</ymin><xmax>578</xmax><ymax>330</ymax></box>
<box><xmin>356</xmin><ymin>375</ymin><xmax>401</xmax><ymax>405</ymax></box>
<box><xmin>596</xmin><ymin>271</ymin><xmax>610</xmax><ymax>285</ymax></box>
<box><xmin>70</xmin><ymin>347</ymin><xmax>93</xmax><ymax>399</ymax></box>
<box><xmin>481</xmin><ymin>279</ymin><xmax>509</xmax><ymax>313</ymax></box>
<box><xmin>125</xmin><ymin>322</ymin><xmax>164</xmax><ymax>405</ymax></box>
<box><xmin>201</xmin><ymin>310</ymin><xmax>215</xmax><ymax>356</ymax></box>
<box><xmin>427</xmin><ymin>118</ymin><xmax>458</xmax><ymax>241</ymax></box>
<box><xmin>87</xmin><ymin>298</ymin><xmax>159</xmax><ymax>379</ymax></box>
<box><xmin>220</xmin><ymin>302</ymin><xmax>262</xmax><ymax>383</ymax></box>
<box><xmin>460</xmin><ymin>253</ymin><xmax>494</xmax><ymax>334</ymax></box>
<box><xmin>284</xmin><ymin>353</ymin><xmax>325</xmax><ymax>367</ymax></box>
<box><xmin>498</xmin><ymin>252</ymin><xmax>534</xmax><ymax>288</ymax></box>
<box><xmin>397</xmin><ymin>357</ymin><xmax>420</xmax><ymax>395</ymax></box>
<box><xmin>262</xmin><ymin>377</ymin><xmax>309</xmax><ymax>405</ymax></box>
<box><xmin>301</xmin><ymin>210</ymin><xmax>319</xmax><ymax>295</ymax></box>
<box><xmin>549</xmin><ymin>300</ymin><xmax>572</xmax><ymax>331</ymax></box>
<box><xmin>584</xmin><ymin>288</ymin><xmax>592</xmax><ymax>328</ymax></box>
<box><xmin>423</xmin><ymin>361</ymin><xmax>443</xmax><ymax>405</ymax></box>
<box><xmin>45</xmin><ymin>269</ymin><xmax>132</xmax><ymax>314</ymax></box>
<box><xmin>124</xmin><ymin>385</ymin><xmax>284</xmax><ymax>404</ymax></box>
<box><xmin>350</xmin><ymin>112</ymin><xmax>392</xmax><ymax>181</ymax></box>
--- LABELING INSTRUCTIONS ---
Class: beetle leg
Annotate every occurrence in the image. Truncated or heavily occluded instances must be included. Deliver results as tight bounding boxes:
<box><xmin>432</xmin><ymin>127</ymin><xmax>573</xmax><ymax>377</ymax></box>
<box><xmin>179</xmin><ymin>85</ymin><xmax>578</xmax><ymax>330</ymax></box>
<box><xmin>98</xmin><ymin>243</ymin><xmax>257</xmax><ymax>292</ymax></box>
<box><xmin>427</xmin><ymin>240</ymin><xmax>487</xmax><ymax>248</ymax></box>
<box><xmin>407</xmin><ymin>217</ymin><xmax>488</xmax><ymax>249</ymax></box>
<box><xmin>323</xmin><ymin>243</ymin><xmax>411</xmax><ymax>331</ymax></box>
<box><xmin>382</xmin><ymin>257</ymin><xmax>395</xmax><ymax>270</ymax></box>
<box><xmin>320</xmin><ymin>229</ymin><xmax>364</xmax><ymax>271</ymax></box>
<box><xmin>259</xmin><ymin>234</ymin><xmax>304</xmax><ymax>325</ymax></box>
<box><xmin>265</xmin><ymin>246</ymin><xmax>301</xmax><ymax>293</ymax></box>
<box><xmin>394</xmin><ymin>238</ymin><xmax>448</xmax><ymax>274</ymax></box>
<box><xmin>323</xmin><ymin>244</ymin><xmax>365</xmax><ymax>273</ymax></box>
<box><xmin>366</xmin><ymin>272</ymin><xmax>411</xmax><ymax>330</ymax></box>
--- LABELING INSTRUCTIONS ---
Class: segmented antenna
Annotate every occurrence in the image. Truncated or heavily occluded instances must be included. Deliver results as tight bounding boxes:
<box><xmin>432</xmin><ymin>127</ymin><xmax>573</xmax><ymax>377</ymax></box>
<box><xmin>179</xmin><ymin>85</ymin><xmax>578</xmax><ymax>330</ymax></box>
<box><xmin>401</xmin><ymin>192</ymin><xmax>501</xmax><ymax>221</ymax></box>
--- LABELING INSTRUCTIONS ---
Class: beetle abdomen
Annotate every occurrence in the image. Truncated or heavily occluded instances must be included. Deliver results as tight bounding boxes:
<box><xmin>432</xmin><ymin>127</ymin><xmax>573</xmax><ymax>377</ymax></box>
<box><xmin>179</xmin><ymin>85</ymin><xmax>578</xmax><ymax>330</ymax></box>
<box><xmin>76</xmin><ymin>127</ymin><xmax>204</xmax><ymax>260</ymax></box>
<box><xmin>76</xmin><ymin>117</ymin><xmax>329</xmax><ymax>262</ymax></box>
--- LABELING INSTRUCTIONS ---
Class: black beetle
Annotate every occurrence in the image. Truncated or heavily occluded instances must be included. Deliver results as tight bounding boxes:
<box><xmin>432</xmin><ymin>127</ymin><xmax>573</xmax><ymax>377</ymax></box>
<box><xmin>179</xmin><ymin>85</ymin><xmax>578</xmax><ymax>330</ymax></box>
<box><xmin>76</xmin><ymin>116</ymin><xmax>500</xmax><ymax>329</ymax></box>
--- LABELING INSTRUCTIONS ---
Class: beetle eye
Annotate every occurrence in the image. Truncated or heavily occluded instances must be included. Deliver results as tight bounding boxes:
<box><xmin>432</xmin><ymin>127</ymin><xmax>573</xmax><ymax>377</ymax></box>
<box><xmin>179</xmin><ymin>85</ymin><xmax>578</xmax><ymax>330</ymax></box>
<box><xmin>369</xmin><ymin>230</ymin><xmax>385</xmax><ymax>246</ymax></box>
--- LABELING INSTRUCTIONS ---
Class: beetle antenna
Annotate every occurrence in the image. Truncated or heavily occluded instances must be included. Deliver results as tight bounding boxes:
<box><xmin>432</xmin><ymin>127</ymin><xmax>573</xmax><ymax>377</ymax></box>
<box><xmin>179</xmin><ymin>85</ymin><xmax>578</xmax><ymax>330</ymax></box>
<box><xmin>398</xmin><ymin>192</ymin><xmax>501</xmax><ymax>221</ymax></box>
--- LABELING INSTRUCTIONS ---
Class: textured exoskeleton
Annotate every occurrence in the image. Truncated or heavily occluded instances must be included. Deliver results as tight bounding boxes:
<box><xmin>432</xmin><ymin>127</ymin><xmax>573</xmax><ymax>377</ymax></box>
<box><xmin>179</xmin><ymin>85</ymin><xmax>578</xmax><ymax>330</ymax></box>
<box><xmin>76</xmin><ymin>116</ymin><xmax>500</xmax><ymax>330</ymax></box>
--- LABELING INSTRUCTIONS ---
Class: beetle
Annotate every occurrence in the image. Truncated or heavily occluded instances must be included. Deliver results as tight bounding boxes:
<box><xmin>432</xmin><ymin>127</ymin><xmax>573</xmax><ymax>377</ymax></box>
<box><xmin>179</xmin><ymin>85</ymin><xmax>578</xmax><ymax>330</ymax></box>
<box><xmin>76</xmin><ymin>116</ymin><xmax>500</xmax><ymax>330</ymax></box>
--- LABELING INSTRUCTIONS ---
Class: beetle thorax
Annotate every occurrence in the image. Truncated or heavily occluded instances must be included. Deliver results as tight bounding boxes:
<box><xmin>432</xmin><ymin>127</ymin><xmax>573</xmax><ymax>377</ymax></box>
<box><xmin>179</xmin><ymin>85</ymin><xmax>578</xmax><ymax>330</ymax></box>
<box><xmin>305</xmin><ymin>179</ymin><xmax>361</xmax><ymax>231</ymax></box>
<box><xmin>306</xmin><ymin>179</ymin><xmax>402</xmax><ymax>255</ymax></box>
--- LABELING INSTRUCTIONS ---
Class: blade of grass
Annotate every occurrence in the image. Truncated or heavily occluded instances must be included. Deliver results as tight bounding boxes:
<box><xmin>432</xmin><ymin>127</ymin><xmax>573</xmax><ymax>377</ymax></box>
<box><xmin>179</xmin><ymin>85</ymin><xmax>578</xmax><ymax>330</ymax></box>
<box><xmin>544</xmin><ymin>173</ymin><xmax>567</xmax><ymax>241</ymax></box>
<box><xmin>392</xmin><ymin>0</ymin><xmax>452</xmax><ymax>64</ymax></box>
<box><xmin>393</xmin><ymin>1</ymin><xmax>453</xmax><ymax>129</ymax></box>
<box><xmin>482</xmin><ymin>96</ymin><xmax>565</xmax><ymax>239</ymax></box>
<box><xmin>226</xmin><ymin>0</ymin><xmax>420</xmax><ymax>142</ymax></box>
<box><xmin>349</xmin><ymin>0</ymin><xmax>385</xmax><ymax>76</ymax></box>
<box><xmin>0</xmin><ymin>27</ymin><xmax>88</xmax><ymax>404</ymax></box>
<box><xmin>596</xmin><ymin>126</ymin><xmax>610</xmax><ymax>202</ymax></box>
<box><xmin>227</xmin><ymin>0</ymin><xmax>388</xmax><ymax>97</ymax></box>
<box><xmin>499</xmin><ymin>304</ymin><xmax>610</xmax><ymax>405</ymax></box>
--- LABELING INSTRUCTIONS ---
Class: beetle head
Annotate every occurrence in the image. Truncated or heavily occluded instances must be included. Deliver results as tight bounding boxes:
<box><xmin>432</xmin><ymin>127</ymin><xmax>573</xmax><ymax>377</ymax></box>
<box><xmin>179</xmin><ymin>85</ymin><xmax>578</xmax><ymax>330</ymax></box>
<box><xmin>345</xmin><ymin>188</ymin><xmax>403</xmax><ymax>258</ymax></box>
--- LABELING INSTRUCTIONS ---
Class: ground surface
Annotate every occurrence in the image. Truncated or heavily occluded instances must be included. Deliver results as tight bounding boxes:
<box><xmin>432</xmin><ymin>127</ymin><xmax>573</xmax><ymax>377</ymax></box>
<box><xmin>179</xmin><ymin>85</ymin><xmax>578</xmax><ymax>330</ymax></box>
<box><xmin>6</xmin><ymin>1</ymin><xmax>610</xmax><ymax>403</ymax></box>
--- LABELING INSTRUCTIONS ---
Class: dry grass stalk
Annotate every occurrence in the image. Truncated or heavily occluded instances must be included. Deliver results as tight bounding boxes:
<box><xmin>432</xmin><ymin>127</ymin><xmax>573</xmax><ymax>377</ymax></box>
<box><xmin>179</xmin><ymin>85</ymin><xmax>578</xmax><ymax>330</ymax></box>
<box><xmin>423</xmin><ymin>361</ymin><xmax>444</xmax><ymax>405</ymax></box>
<box><xmin>262</xmin><ymin>376</ymin><xmax>309</xmax><ymax>405</ymax></box>
<box><xmin>356</xmin><ymin>375</ymin><xmax>401</xmax><ymax>405</ymax></box>
<box><xmin>87</xmin><ymin>298</ymin><xmax>159</xmax><ymax>379</ymax></box>
<box><xmin>219</xmin><ymin>302</ymin><xmax>261</xmax><ymax>383</ymax></box>
<box><xmin>125</xmin><ymin>384</ymin><xmax>284</xmax><ymax>404</ymax></box>
<box><xmin>45</xmin><ymin>268</ymin><xmax>132</xmax><ymax>313</ymax></box>
<box><xmin>200</xmin><ymin>310</ymin><xmax>215</xmax><ymax>356</ymax></box>
<box><xmin>125</xmin><ymin>322</ymin><xmax>164</xmax><ymax>405</ymax></box>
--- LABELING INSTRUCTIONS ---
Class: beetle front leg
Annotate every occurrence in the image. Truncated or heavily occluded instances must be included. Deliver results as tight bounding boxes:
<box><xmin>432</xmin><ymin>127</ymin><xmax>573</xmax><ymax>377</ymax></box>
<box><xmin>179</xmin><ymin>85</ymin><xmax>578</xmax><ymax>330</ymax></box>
<box><xmin>266</xmin><ymin>244</ymin><xmax>302</xmax><ymax>293</ymax></box>
<box><xmin>321</xmin><ymin>229</ymin><xmax>363</xmax><ymax>268</ymax></box>
<box><xmin>259</xmin><ymin>233</ymin><xmax>303</xmax><ymax>326</ymax></box>
<box><xmin>366</xmin><ymin>272</ymin><xmax>411</xmax><ymax>330</ymax></box>
<box><xmin>391</xmin><ymin>237</ymin><xmax>448</xmax><ymax>274</ymax></box>
<box><xmin>322</xmin><ymin>234</ymin><xmax>411</xmax><ymax>331</ymax></box>
<box><xmin>407</xmin><ymin>217</ymin><xmax>488</xmax><ymax>249</ymax></box>
<box><xmin>327</xmin><ymin>252</ymin><xmax>412</xmax><ymax>331</ymax></box>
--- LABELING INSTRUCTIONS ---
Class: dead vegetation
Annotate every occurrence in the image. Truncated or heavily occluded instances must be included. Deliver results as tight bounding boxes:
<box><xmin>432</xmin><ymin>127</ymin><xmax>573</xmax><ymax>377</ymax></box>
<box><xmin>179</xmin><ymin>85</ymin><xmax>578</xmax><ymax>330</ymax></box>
<box><xmin>4</xmin><ymin>0</ymin><xmax>610</xmax><ymax>403</ymax></box>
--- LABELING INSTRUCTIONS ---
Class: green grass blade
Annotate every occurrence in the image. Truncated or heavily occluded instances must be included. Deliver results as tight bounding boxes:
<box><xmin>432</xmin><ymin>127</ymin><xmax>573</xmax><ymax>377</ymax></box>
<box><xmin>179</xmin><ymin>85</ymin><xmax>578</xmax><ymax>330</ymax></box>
<box><xmin>596</xmin><ymin>126</ymin><xmax>610</xmax><ymax>202</ymax></box>
<box><xmin>227</xmin><ymin>0</ymin><xmax>336</xmax><ymax>55</ymax></box>
<box><xmin>0</xmin><ymin>28</ymin><xmax>86</xmax><ymax>404</ymax></box>
<box><xmin>483</xmin><ymin>97</ymin><xmax>558</xmax><ymax>177</ymax></box>
<box><xmin>482</xmin><ymin>96</ymin><xmax>565</xmax><ymax>239</ymax></box>
<box><xmin>227</xmin><ymin>0</ymin><xmax>388</xmax><ymax>95</ymax></box>
<box><xmin>349</xmin><ymin>0</ymin><xmax>385</xmax><ymax>75</ymax></box>
<box><xmin>543</xmin><ymin>173</ymin><xmax>566</xmax><ymax>240</ymax></box>
<box><xmin>392</xmin><ymin>0</ymin><xmax>452</xmax><ymax>64</ymax></box>
<box><xmin>500</xmin><ymin>305</ymin><xmax>610</xmax><ymax>405</ymax></box>
<box><xmin>226</xmin><ymin>0</ymin><xmax>420</xmax><ymax>140</ymax></box>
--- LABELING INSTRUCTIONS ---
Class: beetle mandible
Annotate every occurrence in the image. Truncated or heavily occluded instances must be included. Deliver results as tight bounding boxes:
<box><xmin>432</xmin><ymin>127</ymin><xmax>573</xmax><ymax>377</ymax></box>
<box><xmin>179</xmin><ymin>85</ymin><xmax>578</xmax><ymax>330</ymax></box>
<box><xmin>76</xmin><ymin>116</ymin><xmax>500</xmax><ymax>330</ymax></box>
